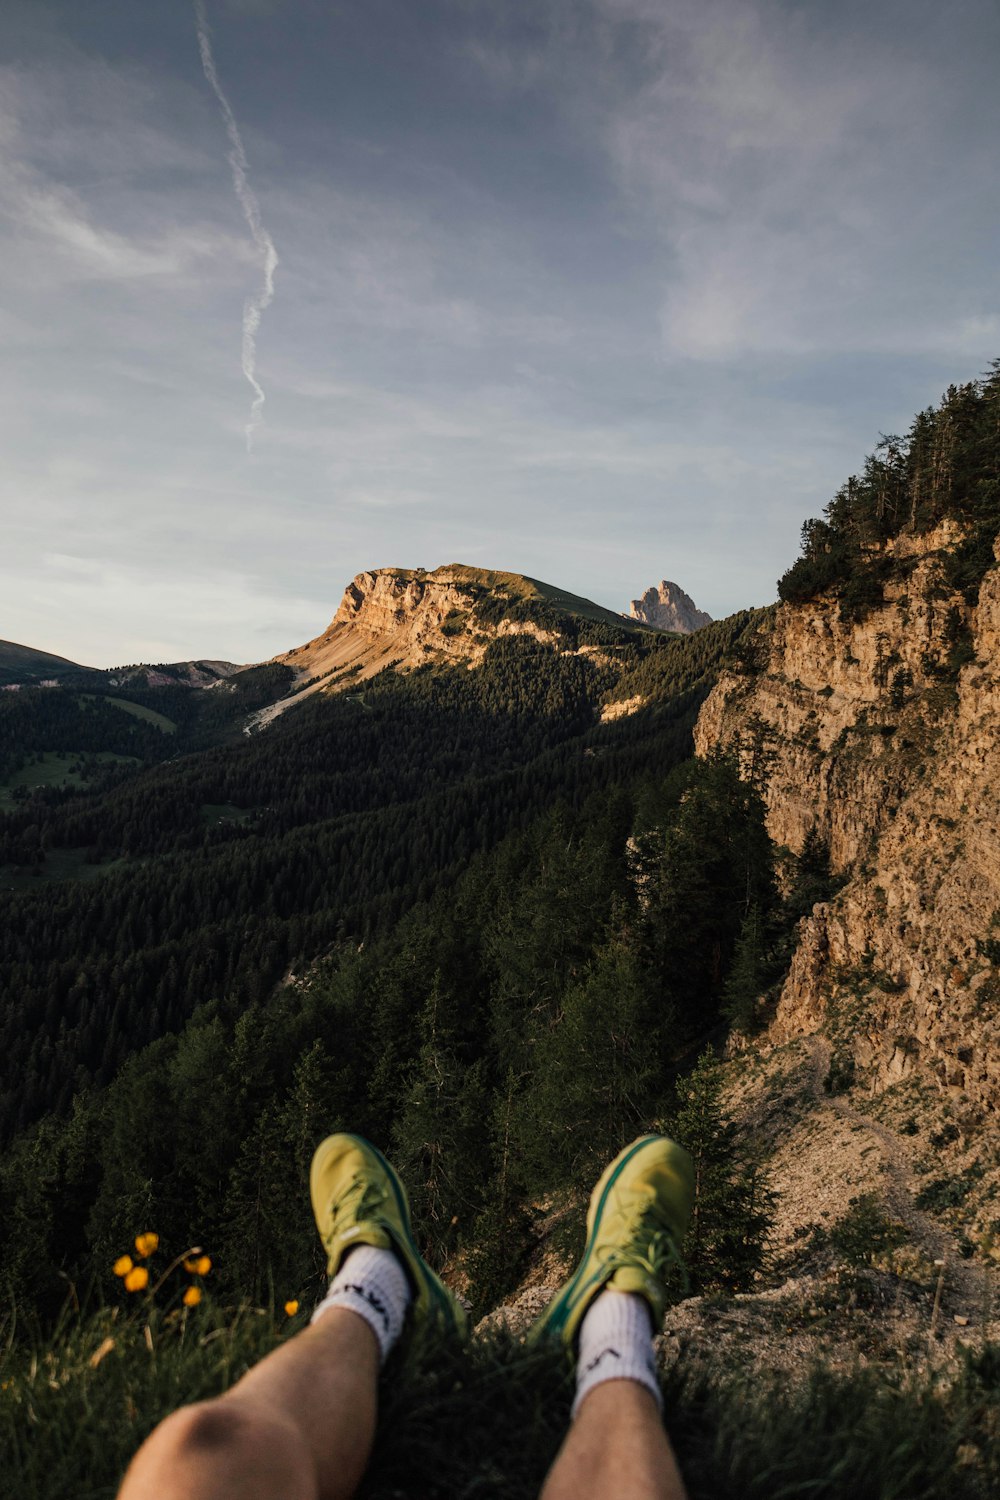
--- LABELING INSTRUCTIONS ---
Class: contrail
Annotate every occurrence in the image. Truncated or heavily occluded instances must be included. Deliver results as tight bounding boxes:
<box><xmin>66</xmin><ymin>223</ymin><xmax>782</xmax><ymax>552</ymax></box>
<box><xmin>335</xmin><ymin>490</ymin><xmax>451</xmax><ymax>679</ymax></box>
<box><xmin>194</xmin><ymin>0</ymin><xmax>278</xmax><ymax>451</ymax></box>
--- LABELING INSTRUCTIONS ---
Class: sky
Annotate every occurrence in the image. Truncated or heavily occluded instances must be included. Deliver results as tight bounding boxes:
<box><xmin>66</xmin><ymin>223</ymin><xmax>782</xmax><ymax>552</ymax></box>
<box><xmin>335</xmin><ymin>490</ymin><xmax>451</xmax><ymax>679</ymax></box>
<box><xmin>2</xmin><ymin>0</ymin><xmax>999</xmax><ymax>667</ymax></box>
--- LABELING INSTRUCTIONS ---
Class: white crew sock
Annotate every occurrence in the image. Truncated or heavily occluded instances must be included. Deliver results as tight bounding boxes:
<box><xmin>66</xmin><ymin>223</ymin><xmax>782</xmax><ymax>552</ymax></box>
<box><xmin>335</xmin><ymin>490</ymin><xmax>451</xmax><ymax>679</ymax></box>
<box><xmin>572</xmin><ymin>1289</ymin><xmax>662</xmax><ymax>1418</ymax></box>
<box><xmin>311</xmin><ymin>1244</ymin><xmax>411</xmax><ymax>1363</ymax></box>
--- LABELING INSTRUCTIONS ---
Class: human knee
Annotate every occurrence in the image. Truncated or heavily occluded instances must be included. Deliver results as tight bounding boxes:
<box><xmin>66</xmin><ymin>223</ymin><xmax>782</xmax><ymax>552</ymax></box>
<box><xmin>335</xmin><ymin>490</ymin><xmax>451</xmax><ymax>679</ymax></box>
<box><xmin>149</xmin><ymin>1397</ymin><xmax>298</xmax><ymax>1468</ymax></box>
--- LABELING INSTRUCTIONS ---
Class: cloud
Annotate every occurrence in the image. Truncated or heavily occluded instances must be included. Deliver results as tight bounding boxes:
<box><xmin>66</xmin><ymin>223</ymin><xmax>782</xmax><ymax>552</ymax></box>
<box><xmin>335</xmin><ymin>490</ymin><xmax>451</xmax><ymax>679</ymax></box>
<box><xmin>592</xmin><ymin>0</ymin><xmax>1000</xmax><ymax>361</ymax></box>
<box><xmin>194</xmin><ymin>0</ymin><xmax>280</xmax><ymax>449</ymax></box>
<box><xmin>14</xmin><ymin>181</ymin><xmax>231</xmax><ymax>280</ymax></box>
<box><xmin>0</xmin><ymin>61</ymin><xmax>254</xmax><ymax>289</ymax></box>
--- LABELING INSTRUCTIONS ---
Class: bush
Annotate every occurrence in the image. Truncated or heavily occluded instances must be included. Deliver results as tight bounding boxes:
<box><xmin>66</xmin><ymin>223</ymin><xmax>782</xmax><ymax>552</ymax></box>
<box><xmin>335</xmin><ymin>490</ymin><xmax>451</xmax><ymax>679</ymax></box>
<box><xmin>915</xmin><ymin>1176</ymin><xmax>971</xmax><ymax>1213</ymax></box>
<box><xmin>664</xmin><ymin>1051</ymin><xmax>774</xmax><ymax>1294</ymax></box>
<box><xmin>823</xmin><ymin>1052</ymin><xmax>856</xmax><ymax>1095</ymax></box>
<box><xmin>830</xmin><ymin>1194</ymin><xmax>909</xmax><ymax>1267</ymax></box>
<box><xmin>941</xmin><ymin>522</ymin><xmax>999</xmax><ymax>605</ymax></box>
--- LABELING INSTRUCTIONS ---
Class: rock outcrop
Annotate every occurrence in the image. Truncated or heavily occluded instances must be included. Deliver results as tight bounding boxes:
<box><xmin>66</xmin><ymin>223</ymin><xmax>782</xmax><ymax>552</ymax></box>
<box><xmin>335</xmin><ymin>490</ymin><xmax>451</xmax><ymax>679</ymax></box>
<box><xmin>250</xmin><ymin>564</ymin><xmax>633</xmax><ymax>730</ymax></box>
<box><xmin>329</xmin><ymin>567</ymin><xmax>495</xmax><ymax>660</ymax></box>
<box><xmin>281</xmin><ymin>566</ymin><xmax>558</xmax><ymax>684</ymax></box>
<box><xmin>693</xmin><ymin>523</ymin><xmax>1000</xmax><ymax>1130</ymax></box>
<box><xmin>628</xmin><ymin>581</ymin><xmax>711</xmax><ymax>634</ymax></box>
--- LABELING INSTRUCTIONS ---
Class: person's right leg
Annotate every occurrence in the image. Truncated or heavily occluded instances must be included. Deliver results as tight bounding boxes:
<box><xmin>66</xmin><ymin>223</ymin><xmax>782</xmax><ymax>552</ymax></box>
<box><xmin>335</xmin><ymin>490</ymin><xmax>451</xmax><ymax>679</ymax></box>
<box><xmin>539</xmin><ymin>1379</ymin><xmax>688</xmax><ymax>1500</ymax></box>
<box><xmin>118</xmin><ymin>1304</ymin><xmax>379</xmax><ymax>1500</ymax></box>
<box><xmin>530</xmin><ymin>1135</ymin><xmax>695</xmax><ymax>1500</ymax></box>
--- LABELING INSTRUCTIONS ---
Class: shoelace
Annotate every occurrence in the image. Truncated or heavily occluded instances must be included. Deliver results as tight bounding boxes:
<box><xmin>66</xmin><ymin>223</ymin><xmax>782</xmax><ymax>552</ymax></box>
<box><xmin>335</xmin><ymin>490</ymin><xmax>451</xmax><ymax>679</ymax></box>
<box><xmin>597</xmin><ymin>1200</ymin><xmax>688</xmax><ymax>1292</ymax></box>
<box><xmin>327</xmin><ymin>1171</ymin><xmax>388</xmax><ymax>1240</ymax></box>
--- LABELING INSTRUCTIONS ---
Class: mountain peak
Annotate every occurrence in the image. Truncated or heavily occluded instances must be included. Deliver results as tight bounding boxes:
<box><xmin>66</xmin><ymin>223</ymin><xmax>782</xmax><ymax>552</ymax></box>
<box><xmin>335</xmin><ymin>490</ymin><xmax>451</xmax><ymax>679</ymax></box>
<box><xmin>257</xmin><ymin>562</ymin><xmax>645</xmax><ymax>730</ymax></box>
<box><xmin>627</xmin><ymin>580</ymin><xmax>712</xmax><ymax>634</ymax></box>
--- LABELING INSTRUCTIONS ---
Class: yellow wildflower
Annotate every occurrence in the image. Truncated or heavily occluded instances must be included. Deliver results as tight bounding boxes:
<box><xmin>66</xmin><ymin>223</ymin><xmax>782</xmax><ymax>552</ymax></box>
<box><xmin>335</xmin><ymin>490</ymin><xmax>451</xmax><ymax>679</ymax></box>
<box><xmin>193</xmin><ymin>1255</ymin><xmax>212</xmax><ymax>1276</ymax></box>
<box><xmin>124</xmin><ymin>1267</ymin><xmax>149</xmax><ymax>1293</ymax></box>
<box><xmin>182</xmin><ymin>1286</ymin><xmax>202</xmax><ymax>1308</ymax></box>
<box><xmin>113</xmin><ymin>1255</ymin><xmax>134</xmax><ymax>1278</ymax></box>
<box><xmin>134</xmin><ymin>1232</ymin><xmax>159</xmax><ymax>1258</ymax></box>
<box><xmin>183</xmin><ymin>1257</ymin><xmax>198</xmax><ymax>1273</ymax></box>
<box><xmin>284</xmin><ymin>1300</ymin><xmax>300</xmax><ymax>1317</ymax></box>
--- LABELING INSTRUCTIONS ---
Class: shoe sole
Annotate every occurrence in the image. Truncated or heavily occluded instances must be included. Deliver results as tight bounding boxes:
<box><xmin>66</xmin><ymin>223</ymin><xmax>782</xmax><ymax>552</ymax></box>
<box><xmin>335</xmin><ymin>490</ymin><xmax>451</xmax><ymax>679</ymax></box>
<box><xmin>532</xmin><ymin>1134</ymin><xmax>680</xmax><ymax>1347</ymax></box>
<box><xmin>312</xmin><ymin>1132</ymin><xmax>466</xmax><ymax>1338</ymax></box>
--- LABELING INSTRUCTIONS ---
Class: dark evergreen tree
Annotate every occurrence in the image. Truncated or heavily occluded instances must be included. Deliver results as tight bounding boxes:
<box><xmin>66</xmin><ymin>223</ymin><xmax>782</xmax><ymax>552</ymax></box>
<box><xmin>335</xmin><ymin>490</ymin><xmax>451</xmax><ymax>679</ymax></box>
<box><xmin>665</xmin><ymin>1050</ymin><xmax>773</xmax><ymax>1294</ymax></box>
<box><xmin>391</xmin><ymin>975</ymin><xmax>491</xmax><ymax>1261</ymax></box>
<box><xmin>511</xmin><ymin>936</ymin><xmax>667</xmax><ymax>1192</ymax></box>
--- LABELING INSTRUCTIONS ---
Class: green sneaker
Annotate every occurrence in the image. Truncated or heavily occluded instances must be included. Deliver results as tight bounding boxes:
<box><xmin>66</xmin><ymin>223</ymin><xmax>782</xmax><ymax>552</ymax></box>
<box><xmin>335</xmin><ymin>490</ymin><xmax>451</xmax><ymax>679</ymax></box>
<box><xmin>310</xmin><ymin>1132</ymin><xmax>467</xmax><ymax>1340</ymax></box>
<box><xmin>530</xmin><ymin>1134</ymin><xmax>694</xmax><ymax>1352</ymax></box>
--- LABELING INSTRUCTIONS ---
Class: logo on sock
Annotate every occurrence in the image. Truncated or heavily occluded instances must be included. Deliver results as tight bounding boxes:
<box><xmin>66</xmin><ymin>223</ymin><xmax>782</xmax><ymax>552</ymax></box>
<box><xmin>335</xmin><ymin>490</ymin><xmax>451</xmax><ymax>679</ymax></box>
<box><xmin>342</xmin><ymin>1281</ymin><xmax>390</xmax><ymax>1332</ymax></box>
<box><xmin>582</xmin><ymin>1346</ymin><xmax>621</xmax><ymax>1375</ymax></box>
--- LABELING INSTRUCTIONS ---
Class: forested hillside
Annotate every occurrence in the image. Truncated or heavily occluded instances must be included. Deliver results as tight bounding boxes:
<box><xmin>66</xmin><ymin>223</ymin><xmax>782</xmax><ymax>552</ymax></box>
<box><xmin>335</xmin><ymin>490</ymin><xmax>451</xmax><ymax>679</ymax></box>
<box><xmin>0</xmin><ymin>604</ymin><xmax>782</xmax><ymax>1321</ymax></box>
<box><xmin>9</xmin><ymin>363</ymin><xmax>999</xmax><ymax>1345</ymax></box>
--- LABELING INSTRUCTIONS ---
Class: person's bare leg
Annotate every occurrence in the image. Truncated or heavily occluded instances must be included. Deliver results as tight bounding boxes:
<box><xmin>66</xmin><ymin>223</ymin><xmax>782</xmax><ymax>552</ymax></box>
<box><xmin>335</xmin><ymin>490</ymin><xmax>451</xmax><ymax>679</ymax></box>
<box><xmin>539</xmin><ymin>1380</ymin><xmax>688</xmax><ymax>1500</ymax></box>
<box><xmin>117</xmin><ymin>1306</ymin><xmax>378</xmax><ymax>1500</ymax></box>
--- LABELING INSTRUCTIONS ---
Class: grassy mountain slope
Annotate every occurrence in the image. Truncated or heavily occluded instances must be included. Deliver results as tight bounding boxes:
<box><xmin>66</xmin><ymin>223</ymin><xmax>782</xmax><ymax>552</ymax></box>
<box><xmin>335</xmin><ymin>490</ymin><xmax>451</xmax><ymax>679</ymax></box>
<box><xmin>0</xmin><ymin>638</ymin><xmax>87</xmax><ymax>680</ymax></box>
<box><xmin>436</xmin><ymin>563</ymin><xmax>651</xmax><ymax>632</ymax></box>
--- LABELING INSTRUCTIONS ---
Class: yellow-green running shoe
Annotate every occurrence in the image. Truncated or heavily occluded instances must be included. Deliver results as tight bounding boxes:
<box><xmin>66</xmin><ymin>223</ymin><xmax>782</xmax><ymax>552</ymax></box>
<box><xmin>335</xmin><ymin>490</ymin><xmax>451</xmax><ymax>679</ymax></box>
<box><xmin>310</xmin><ymin>1132</ymin><xmax>467</xmax><ymax>1339</ymax></box>
<box><xmin>530</xmin><ymin>1134</ymin><xmax>694</xmax><ymax>1352</ymax></box>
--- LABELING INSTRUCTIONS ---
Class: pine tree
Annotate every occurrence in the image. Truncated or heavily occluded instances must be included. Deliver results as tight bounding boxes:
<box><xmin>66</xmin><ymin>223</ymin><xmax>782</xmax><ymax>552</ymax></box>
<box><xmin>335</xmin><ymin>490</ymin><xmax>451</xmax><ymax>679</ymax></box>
<box><xmin>390</xmin><ymin>974</ymin><xmax>491</xmax><ymax>1261</ymax></box>
<box><xmin>643</xmin><ymin>754</ymin><xmax>775</xmax><ymax>1033</ymax></box>
<box><xmin>666</xmin><ymin>1050</ymin><xmax>773</xmax><ymax>1293</ymax></box>
<box><xmin>721</xmin><ymin>904</ymin><xmax>764</xmax><ymax>1033</ymax></box>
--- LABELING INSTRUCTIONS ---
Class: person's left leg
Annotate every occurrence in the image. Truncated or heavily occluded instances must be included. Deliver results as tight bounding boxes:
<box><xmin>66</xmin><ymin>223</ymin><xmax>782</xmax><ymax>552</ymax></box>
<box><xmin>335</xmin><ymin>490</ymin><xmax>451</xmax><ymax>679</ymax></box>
<box><xmin>530</xmin><ymin>1135</ymin><xmax>695</xmax><ymax>1500</ymax></box>
<box><xmin>118</xmin><ymin>1133</ymin><xmax>467</xmax><ymax>1500</ymax></box>
<box><xmin>117</xmin><ymin>1303</ymin><xmax>379</xmax><ymax>1500</ymax></box>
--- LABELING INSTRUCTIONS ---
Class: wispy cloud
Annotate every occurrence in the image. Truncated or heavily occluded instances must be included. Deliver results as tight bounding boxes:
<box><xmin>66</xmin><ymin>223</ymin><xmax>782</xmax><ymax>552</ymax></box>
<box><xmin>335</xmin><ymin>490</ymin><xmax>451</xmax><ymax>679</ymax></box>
<box><xmin>592</xmin><ymin>0</ymin><xmax>1000</xmax><ymax>360</ymax></box>
<box><xmin>16</xmin><ymin>181</ymin><xmax>226</xmax><ymax>280</ymax></box>
<box><xmin>194</xmin><ymin>0</ymin><xmax>279</xmax><ymax>450</ymax></box>
<box><xmin>0</xmin><ymin>64</ymin><xmax>252</xmax><ymax>290</ymax></box>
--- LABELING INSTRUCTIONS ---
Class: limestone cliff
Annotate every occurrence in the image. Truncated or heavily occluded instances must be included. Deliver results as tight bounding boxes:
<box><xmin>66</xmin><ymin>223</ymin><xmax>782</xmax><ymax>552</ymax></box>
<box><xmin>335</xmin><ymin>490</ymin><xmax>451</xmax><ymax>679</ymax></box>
<box><xmin>327</xmin><ymin>565</ymin><xmax>560</xmax><ymax>659</ymax></box>
<box><xmin>694</xmin><ymin>521</ymin><xmax>1000</xmax><ymax>1142</ymax></box>
<box><xmin>250</xmin><ymin>564</ymin><xmax>639</xmax><ymax>729</ymax></box>
<box><xmin>628</xmin><ymin>581</ymin><xmax>712</xmax><ymax>634</ymax></box>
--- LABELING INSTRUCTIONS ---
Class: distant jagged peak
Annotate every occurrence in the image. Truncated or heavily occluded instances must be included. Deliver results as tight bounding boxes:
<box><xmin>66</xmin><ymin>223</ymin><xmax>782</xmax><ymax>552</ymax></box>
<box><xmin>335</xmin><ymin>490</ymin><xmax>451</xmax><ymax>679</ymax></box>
<box><xmin>627</xmin><ymin>580</ymin><xmax>712</xmax><ymax>634</ymax></box>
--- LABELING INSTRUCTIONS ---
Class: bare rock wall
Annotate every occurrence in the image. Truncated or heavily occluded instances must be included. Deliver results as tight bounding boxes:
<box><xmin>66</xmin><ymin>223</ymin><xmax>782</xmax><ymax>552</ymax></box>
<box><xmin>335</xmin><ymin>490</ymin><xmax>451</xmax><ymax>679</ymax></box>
<box><xmin>695</xmin><ymin>524</ymin><xmax>1000</xmax><ymax>1117</ymax></box>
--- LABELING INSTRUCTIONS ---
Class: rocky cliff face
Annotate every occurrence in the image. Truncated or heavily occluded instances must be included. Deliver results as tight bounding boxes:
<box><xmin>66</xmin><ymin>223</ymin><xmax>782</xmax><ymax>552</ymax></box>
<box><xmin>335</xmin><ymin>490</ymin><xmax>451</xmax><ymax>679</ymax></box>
<box><xmin>251</xmin><ymin>565</ymin><xmax>607</xmax><ymax>729</ymax></box>
<box><xmin>328</xmin><ymin>567</ymin><xmax>490</xmax><ymax>661</ymax></box>
<box><xmin>329</xmin><ymin>566</ymin><xmax>557</xmax><ymax>659</ymax></box>
<box><xmin>628</xmin><ymin>581</ymin><xmax>712</xmax><ymax>634</ymax></box>
<box><xmin>694</xmin><ymin>523</ymin><xmax>1000</xmax><ymax>1132</ymax></box>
